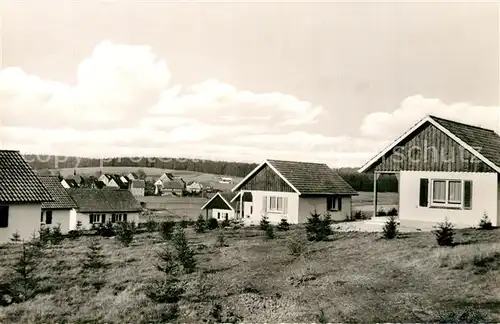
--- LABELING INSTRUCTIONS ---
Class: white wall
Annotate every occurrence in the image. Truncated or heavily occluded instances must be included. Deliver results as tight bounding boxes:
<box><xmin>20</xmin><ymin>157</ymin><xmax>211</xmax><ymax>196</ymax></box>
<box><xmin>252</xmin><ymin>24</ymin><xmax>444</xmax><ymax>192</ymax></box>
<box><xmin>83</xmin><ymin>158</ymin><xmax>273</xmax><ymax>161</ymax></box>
<box><xmin>209</xmin><ymin>208</ymin><xmax>235</xmax><ymax>220</ymax></box>
<box><xmin>130</xmin><ymin>187</ymin><xmax>145</xmax><ymax>196</ymax></box>
<box><xmin>399</xmin><ymin>171</ymin><xmax>498</xmax><ymax>228</ymax></box>
<box><xmin>244</xmin><ymin>191</ymin><xmax>300</xmax><ymax>225</ymax></box>
<box><xmin>41</xmin><ymin>209</ymin><xmax>72</xmax><ymax>233</ymax></box>
<box><xmin>76</xmin><ymin>212</ymin><xmax>141</xmax><ymax>229</ymax></box>
<box><xmin>298</xmin><ymin>196</ymin><xmax>352</xmax><ymax>223</ymax></box>
<box><xmin>0</xmin><ymin>204</ymin><xmax>41</xmax><ymax>243</ymax></box>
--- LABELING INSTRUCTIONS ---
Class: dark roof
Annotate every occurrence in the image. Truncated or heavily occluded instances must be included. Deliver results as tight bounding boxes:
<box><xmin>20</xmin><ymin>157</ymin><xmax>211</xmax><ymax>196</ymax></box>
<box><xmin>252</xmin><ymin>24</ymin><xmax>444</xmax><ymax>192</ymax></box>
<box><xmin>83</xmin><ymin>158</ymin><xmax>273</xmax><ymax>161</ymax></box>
<box><xmin>163</xmin><ymin>180</ymin><xmax>185</xmax><ymax>189</ymax></box>
<box><xmin>128</xmin><ymin>172</ymin><xmax>138</xmax><ymax>178</ymax></box>
<box><xmin>94</xmin><ymin>181</ymin><xmax>106</xmax><ymax>189</ymax></box>
<box><xmin>66</xmin><ymin>174</ymin><xmax>83</xmax><ymax>184</ymax></box>
<box><xmin>64</xmin><ymin>178</ymin><xmax>79</xmax><ymax>188</ymax></box>
<box><xmin>430</xmin><ymin>115</ymin><xmax>500</xmax><ymax>169</ymax></box>
<box><xmin>131</xmin><ymin>180</ymin><xmax>145</xmax><ymax>188</ymax></box>
<box><xmin>264</xmin><ymin>159</ymin><xmax>357</xmax><ymax>195</ymax></box>
<box><xmin>39</xmin><ymin>176</ymin><xmax>78</xmax><ymax>209</ymax></box>
<box><xmin>110</xmin><ymin>175</ymin><xmax>128</xmax><ymax>189</ymax></box>
<box><xmin>202</xmin><ymin>192</ymin><xmax>236</xmax><ymax>211</ymax></box>
<box><xmin>0</xmin><ymin>150</ymin><xmax>53</xmax><ymax>203</ymax></box>
<box><xmin>67</xmin><ymin>188</ymin><xmax>142</xmax><ymax>213</ymax></box>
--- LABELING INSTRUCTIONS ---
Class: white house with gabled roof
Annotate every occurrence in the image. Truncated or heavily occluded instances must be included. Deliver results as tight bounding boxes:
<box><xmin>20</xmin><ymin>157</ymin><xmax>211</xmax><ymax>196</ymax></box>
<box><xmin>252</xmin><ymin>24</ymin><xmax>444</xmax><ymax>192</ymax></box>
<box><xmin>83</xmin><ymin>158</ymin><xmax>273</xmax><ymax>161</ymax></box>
<box><xmin>358</xmin><ymin>114</ymin><xmax>500</xmax><ymax>229</ymax></box>
<box><xmin>231</xmin><ymin>159</ymin><xmax>357</xmax><ymax>225</ymax></box>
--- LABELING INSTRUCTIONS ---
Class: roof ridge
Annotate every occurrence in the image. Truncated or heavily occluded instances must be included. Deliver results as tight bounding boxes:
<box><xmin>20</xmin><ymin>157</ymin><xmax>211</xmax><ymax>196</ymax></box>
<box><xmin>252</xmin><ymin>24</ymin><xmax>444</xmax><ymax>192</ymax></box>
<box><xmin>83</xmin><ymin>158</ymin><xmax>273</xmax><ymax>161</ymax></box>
<box><xmin>429</xmin><ymin>114</ymin><xmax>496</xmax><ymax>132</ymax></box>
<box><xmin>266</xmin><ymin>158</ymin><xmax>329</xmax><ymax>166</ymax></box>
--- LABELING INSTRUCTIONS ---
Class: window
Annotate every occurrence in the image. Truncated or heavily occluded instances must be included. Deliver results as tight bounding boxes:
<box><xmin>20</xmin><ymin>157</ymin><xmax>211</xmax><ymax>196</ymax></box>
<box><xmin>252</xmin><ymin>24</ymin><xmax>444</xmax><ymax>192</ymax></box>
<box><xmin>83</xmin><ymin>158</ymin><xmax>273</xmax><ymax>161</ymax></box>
<box><xmin>0</xmin><ymin>206</ymin><xmax>9</xmax><ymax>228</ymax></box>
<box><xmin>267</xmin><ymin>196</ymin><xmax>285</xmax><ymax>213</ymax></box>
<box><xmin>217</xmin><ymin>212</ymin><xmax>220</xmax><ymax>219</ymax></box>
<box><xmin>45</xmin><ymin>210</ymin><xmax>53</xmax><ymax>225</ymax></box>
<box><xmin>430</xmin><ymin>179</ymin><xmax>467</xmax><ymax>207</ymax></box>
<box><xmin>89</xmin><ymin>213</ymin><xmax>101</xmax><ymax>224</ymax></box>
<box><xmin>41</xmin><ymin>211</ymin><xmax>44</xmax><ymax>222</ymax></box>
<box><xmin>327</xmin><ymin>196</ymin><xmax>342</xmax><ymax>211</ymax></box>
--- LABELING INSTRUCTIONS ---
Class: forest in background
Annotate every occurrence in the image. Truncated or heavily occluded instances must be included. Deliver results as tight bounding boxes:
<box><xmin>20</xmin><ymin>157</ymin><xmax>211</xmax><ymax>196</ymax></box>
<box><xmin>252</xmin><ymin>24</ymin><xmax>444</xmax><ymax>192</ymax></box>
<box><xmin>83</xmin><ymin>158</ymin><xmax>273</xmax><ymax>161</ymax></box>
<box><xmin>23</xmin><ymin>155</ymin><xmax>398</xmax><ymax>192</ymax></box>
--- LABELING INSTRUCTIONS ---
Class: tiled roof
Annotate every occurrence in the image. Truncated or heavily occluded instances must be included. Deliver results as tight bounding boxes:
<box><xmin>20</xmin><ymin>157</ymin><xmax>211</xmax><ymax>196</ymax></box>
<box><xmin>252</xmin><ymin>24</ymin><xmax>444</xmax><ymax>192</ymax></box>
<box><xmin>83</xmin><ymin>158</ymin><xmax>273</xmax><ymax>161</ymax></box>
<box><xmin>266</xmin><ymin>159</ymin><xmax>357</xmax><ymax>195</ymax></box>
<box><xmin>39</xmin><ymin>176</ymin><xmax>78</xmax><ymax>209</ymax></box>
<box><xmin>131</xmin><ymin>180</ymin><xmax>145</xmax><ymax>188</ymax></box>
<box><xmin>0</xmin><ymin>150</ymin><xmax>54</xmax><ymax>203</ymax></box>
<box><xmin>110</xmin><ymin>175</ymin><xmax>128</xmax><ymax>189</ymax></box>
<box><xmin>430</xmin><ymin>115</ymin><xmax>500</xmax><ymax>169</ymax></box>
<box><xmin>163</xmin><ymin>180</ymin><xmax>185</xmax><ymax>189</ymax></box>
<box><xmin>67</xmin><ymin>188</ymin><xmax>142</xmax><ymax>213</ymax></box>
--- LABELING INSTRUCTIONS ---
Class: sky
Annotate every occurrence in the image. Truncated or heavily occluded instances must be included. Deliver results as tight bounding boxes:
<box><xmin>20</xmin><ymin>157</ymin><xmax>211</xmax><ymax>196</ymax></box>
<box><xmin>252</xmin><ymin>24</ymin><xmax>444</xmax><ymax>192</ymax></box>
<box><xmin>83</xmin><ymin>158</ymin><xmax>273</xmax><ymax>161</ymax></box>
<box><xmin>0</xmin><ymin>0</ymin><xmax>499</xmax><ymax>167</ymax></box>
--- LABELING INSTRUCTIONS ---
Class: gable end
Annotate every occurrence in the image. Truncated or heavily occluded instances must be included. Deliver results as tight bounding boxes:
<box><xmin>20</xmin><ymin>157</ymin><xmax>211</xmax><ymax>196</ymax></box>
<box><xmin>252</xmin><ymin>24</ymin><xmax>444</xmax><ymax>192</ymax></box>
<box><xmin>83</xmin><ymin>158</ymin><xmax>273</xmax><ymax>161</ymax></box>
<box><xmin>239</xmin><ymin>164</ymin><xmax>296</xmax><ymax>192</ymax></box>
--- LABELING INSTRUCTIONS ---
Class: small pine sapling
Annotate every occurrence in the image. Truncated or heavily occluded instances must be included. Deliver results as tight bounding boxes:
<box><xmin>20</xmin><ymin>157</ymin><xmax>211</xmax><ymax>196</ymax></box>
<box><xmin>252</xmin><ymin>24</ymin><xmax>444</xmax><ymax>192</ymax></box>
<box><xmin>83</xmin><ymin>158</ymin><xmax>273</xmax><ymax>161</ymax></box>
<box><xmin>207</xmin><ymin>218</ymin><xmax>219</xmax><ymax>230</ymax></box>
<box><xmin>195</xmin><ymin>214</ymin><xmax>206</xmax><ymax>233</ymax></box>
<box><xmin>10</xmin><ymin>231</ymin><xmax>21</xmax><ymax>243</ymax></box>
<box><xmin>10</xmin><ymin>242</ymin><xmax>41</xmax><ymax>302</ymax></box>
<box><xmin>277</xmin><ymin>218</ymin><xmax>290</xmax><ymax>231</ymax></box>
<box><xmin>115</xmin><ymin>221</ymin><xmax>136</xmax><ymax>247</ymax></box>
<box><xmin>265</xmin><ymin>225</ymin><xmax>275</xmax><ymax>240</ymax></box>
<box><xmin>82</xmin><ymin>238</ymin><xmax>106</xmax><ymax>270</ymax></box>
<box><xmin>160</xmin><ymin>221</ymin><xmax>175</xmax><ymax>240</ymax></box>
<box><xmin>382</xmin><ymin>215</ymin><xmax>399</xmax><ymax>239</ymax></box>
<box><xmin>433</xmin><ymin>218</ymin><xmax>455</xmax><ymax>246</ymax></box>
<box><xmin>172</xmin><ymin>227</ymin><xmax>196</xmax><ymax>273</ymax></box>
<box><xmin>479</xmin><ymin>213</ymin><xmax>493</xmax><ymax>230</ymax></box>
<box><xmin>260</xmin><ymin>215</ymin><xmax>270</xmax><ymax>230</ymax></box>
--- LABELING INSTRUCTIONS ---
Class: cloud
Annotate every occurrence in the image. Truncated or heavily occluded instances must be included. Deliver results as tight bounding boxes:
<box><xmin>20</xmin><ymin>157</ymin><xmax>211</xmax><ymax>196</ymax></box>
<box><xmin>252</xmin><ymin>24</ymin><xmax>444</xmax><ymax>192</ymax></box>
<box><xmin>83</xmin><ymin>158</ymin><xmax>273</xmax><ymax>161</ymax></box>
<box><xmin>361</xmin><ymin>95</ymin><xmax>500</xmax><ymax>140</ymax></box>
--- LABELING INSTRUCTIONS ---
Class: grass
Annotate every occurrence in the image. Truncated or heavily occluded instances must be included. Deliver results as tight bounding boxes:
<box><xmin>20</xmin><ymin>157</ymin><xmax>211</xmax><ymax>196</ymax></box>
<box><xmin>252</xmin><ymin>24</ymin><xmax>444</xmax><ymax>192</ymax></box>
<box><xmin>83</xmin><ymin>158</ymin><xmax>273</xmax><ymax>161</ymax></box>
<box><xmin>0</xmin><ymin>227</ymin><xmax>499</xmax><ymax>323</ymax></box>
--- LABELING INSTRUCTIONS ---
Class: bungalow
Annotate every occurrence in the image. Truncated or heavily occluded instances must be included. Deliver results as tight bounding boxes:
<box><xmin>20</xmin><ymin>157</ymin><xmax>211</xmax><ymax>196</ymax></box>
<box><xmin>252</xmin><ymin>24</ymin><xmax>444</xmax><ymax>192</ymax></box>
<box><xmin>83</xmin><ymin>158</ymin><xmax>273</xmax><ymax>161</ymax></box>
<box><xmin>231</xmin><ymin>159</ymin><xmax>357</xmax><ymax>225</ymax></box>
<box><xmin>201</xmin><ymin>192</ymin><xmax>238</xmax><ymax>220</ymax></box>
<box><xmin>98</xmin><ymin>174</ymin><xmax>112</xmax><ymax>185</ymax></box>
<box><xmin>127</xmin><ymin>172</ymin><xmax>139</xmax><ymax>181</ymax></box>
<box><xmin>358</xmin><ymin>114</ymin><xmax>500</xmax><ymax>229</ymax></box>
<box><xmin>129</xmin><ymin>180</ymin><xmax>145</xmax><ymax>197</ymax></box>
<box><xmin>159</xmin><ymin>172</ymin><xmax>175</xmax><ymax>182</ymax></box>
<box><xmin>61</xmin><ymin>178</ymin><xmax>79</xmax><ymax>189</ymax></box>
<box><xmin>66</xmin><ymin>172</ymin><xmax>84</xmax><ymax>186</ymax></box>
<box><xmin>67</xmin><ymin>188</ymin><xmax>142</xmax><ymax>229</ymax></box>
<box><xmin>186</xmin><ymin>181</ymin><xmax>203</xmax><ymax>194</ymax></box>
<box><xmin>39</xmin><ymin>176</ymin><xmax>78</xmax><ymax>233</ymax></box>
<box><xmin>162</xmin><ymin>180</ymin><xmax>185</xmax><ymax>196</ymax></box>
<box><xmin>0</xmin><ymin>150</ymin><xmax>53</xmax><ymax>243</ymax></box>
<box><xmin>107</xmin><ymin>175</ymin><xmax>128</xmax><ymax>190</ymax></box>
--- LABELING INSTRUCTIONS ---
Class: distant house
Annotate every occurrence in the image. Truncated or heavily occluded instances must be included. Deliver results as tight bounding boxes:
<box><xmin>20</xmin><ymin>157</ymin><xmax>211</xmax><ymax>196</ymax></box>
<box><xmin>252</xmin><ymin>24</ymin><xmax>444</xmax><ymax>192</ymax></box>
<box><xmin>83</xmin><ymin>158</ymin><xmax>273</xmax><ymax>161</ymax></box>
<box><xmin>129</xmin><ymin>180</ymin><xmax>145</xmax><ymax>197</ymax></box>
<box><xmin>0</xmin><ymin>150</ymin><xmax>53</xmax><ymax>243</ymax></box>
<box><xmin>186</xmin><ymin>181</ymin><xmax>203</xmax><ymax>194</ymax></box>
<box><xmin>200</xmin><ymin>182</ymin><xmax>213</xmax><ymax>192</ymax></box>
<box><xmin>231</xmin><ymin>159</ymin><xmax>357</xmax><ymax>225</ymax></box>
<box><xmin>67</xmin><ymin>189</ymin><xmax>142</xmax><ymax>229</ymax></box>
<box><xmin>127</xmin><ymin>172</ymin><xmax>139</xmax><ymax>181</ymax></box>
<box><xmin>66</xmin><ymin>173</ymin><xmax>84</xmax><ymax>186</ymax></box>
<box><xmin>93</xmin><ymin>180</ymin><xmax>107</xmax><ymax>189</ymax></box>
<box><xmin>107</xmin><ymin>175</ymin><xmax>128</xmax><ymax>190</ymax></box>
<box><xmin>162</xmin><ymin>180</ymin><xmax>185</xmax><ymax>196</ymax></box>
<box><xmin>219</xmin><ymin>177</ymin><xmax>233</xmax><ymax>184</ymax></box>
<box><xmin>39</xmin><ymin>176</ymin><xmax>78</xmax><ymax>233</ymax></box>
<box><xmin>61</xmin><ymin>178</ymin><xmax>79</xmax><ymax>189</ymax></box>
<box><xmin>201</xmin><ymin>192</ymin><xmax>238</xmax><ymax>220</ymax></box>
<box><xmin>98</xmin><ymin>174</ymin><xmax>112</xmax><ymax>185</ymax></box>
<box><xmin>358</xmin><ymin>115</ymin><xmax>500</xmax><ymax>229</ymax></box>
<box><xmin>159</xmin><ymin>172</ymin><xmax>175</xmax><ymax>182</ymax></box>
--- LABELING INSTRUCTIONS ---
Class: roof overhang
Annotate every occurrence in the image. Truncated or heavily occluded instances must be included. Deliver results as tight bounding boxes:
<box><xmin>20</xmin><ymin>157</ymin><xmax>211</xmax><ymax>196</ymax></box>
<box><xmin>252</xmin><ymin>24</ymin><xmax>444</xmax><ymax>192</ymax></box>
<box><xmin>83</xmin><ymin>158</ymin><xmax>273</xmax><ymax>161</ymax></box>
<box><xmin>231</xmin><ymin>159</ymin><xmax>301</xmax><ymax>194</ymax></box>
<box><xmin>200</xmin><ymin>192</ymin><xmax>234</xmax><ymax>211</ymax></box>
<box><xmin>357</xmin><ymin>115</ymin><xmax>500</xmax><ymax>174</ymax></box>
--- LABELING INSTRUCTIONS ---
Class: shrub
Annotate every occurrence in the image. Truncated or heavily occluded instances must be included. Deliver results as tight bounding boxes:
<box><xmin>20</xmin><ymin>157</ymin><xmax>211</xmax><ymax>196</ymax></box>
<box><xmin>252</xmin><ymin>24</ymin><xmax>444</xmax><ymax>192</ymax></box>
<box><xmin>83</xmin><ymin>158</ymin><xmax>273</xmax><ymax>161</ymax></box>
<box><xmin>306</xmin><ymin>211</ymin><xmax>332</xmax><ymax>241</ymax></box>
<box><xmin>382</xmin><ymin>215</ymin><xmax>398</xmax><ymax>239</ymax></box>
<box><xmin>179</xmin><ymin>219</ymin><xmax>189</xmax><ymax>228</ymax></box>
<box><xmin>353</xmin><ymin>210</ymin><xmax>369</xmax><ymax>220</ymax></box>
<box><xmin>38</xmin><ymin>227</ymin><xmax>51</xmax><ymax>247</ymax></box>
<box><xmin>147</xmin><ymin>245</ymin><xmax>184</xmax><ymax>304</ymax></box>
<box><xmin>265</xmin><ymin>225</ymin><xmax>275</xmax><ymax>239</ymax></box>
<box><xmin>82</xmin><ymin>238</ymin><xmax>106</xmax><ymax>270</ymax></box>
<box><xmin>160</xmin><ymin>221</ymin><xmax>176</xmax><ymax>240</ymax></box>
<box><xmin>217</xmin><ymin>230</ymin><xmax>228</xmax><ymax>247</ymax></box>
<box><xmin>219</xmin><ymin>219</ymin><xmax>230</xmax><ymax>228</ymax></box>
<box><xmin>287</xmin><ymin>232</ymin><xmax>306</xmax><ymax>256</ymax></box>
<box><xmin>260</xmin><ymin>215</ymin><xmax>270</xmax><ymax>230</ymax></box>
<box><xmin>479</xmin><ymin>213</ymin><xmax>493</xmax><ymax>230</ymax></box>
<box><xmin>10</xmin><ymin>231</ymin><xmax>21</xmax><ymax>243</ymax></box>
<box><xmin>195</xmin><ymin>214</ymin><xmax>206</xmax><ymax>233</ymax></box>
<box><xmin>50</xmin><ymin>224</ymin><xmax>64</xmax><ymax>245</ymax></box>
<box><xmin>145</xmin><ymin>217</ymin><xmax>158</xmax><ymax>233</ymax></box>
<box><xmin>387</xmin><ymin>207</ymin><xmax>398</xmax><ymax>216</ymax></box>
<box><xmin>10</xmin><ymin>242</ymin><xmax>41</xmax><ymax>302</ymax></box>
<box><xmin>172</xmin><ymin>227</ymin><xmax>196</xmax><ymax>273</ymax></box>
<box><xmin>207</xmin><ymin>218</ymin><xmax>219</xmax><ymax>230</ymax></box>
<box><xmin>377</xmin><ymin>209</ymin><xmax>387</xmax><ymax>216</ymax></box>
<box><xmin>98</xmin><ymin>221</ymin><xmax>116</xmax><ymax>238</ymax></box>
<box><xmin>433</xmin><ymin>218</ymin><xmax>455</xmax><ymax>246</ymax></box>
<box><xmin>277</xmin><ymin>218</ymin><xmax>290</xmax><ymax>231</ymax></box>
<box><xmin>115</xmin><ymin>221</ymin><xmax>136</xmax><ymax>247</ymax></box>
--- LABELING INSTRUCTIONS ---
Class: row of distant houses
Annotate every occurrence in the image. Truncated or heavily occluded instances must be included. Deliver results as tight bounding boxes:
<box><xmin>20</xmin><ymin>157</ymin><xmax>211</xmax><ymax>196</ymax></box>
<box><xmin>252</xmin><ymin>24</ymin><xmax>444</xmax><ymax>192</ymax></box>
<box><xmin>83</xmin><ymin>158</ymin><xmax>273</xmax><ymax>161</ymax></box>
<box><xmin>153</xmin><ymin>172</ymin><xmax>220</xmax><ymax>196</ymax></box>
<box><xmin>0</xmin><ymin>150</ymin><xmax>143</xmax><ymax>243</ymax></box>
<box><xmin>59</xmin><ymin>172</ymin><xmax>146</xmax><ymax>197</ymax></box>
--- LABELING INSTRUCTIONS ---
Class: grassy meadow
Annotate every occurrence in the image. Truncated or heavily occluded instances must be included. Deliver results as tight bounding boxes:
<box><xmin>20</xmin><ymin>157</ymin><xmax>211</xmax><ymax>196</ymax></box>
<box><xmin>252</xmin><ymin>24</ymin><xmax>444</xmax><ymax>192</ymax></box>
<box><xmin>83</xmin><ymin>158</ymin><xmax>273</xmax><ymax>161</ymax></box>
<box><xmin>0</xmin><ymin>225</ymin><xmax>499</xmax><ymax>323</ymax></box>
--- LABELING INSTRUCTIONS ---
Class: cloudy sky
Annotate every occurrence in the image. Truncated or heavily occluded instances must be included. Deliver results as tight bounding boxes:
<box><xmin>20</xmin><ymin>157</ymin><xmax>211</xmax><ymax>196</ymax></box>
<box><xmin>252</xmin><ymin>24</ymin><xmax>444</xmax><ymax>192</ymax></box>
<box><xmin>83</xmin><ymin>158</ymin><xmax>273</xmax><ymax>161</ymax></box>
<box><xmin>0</xmin><ymin>0</ymin><xmax>498</xmax><ymax>167</ymax></box>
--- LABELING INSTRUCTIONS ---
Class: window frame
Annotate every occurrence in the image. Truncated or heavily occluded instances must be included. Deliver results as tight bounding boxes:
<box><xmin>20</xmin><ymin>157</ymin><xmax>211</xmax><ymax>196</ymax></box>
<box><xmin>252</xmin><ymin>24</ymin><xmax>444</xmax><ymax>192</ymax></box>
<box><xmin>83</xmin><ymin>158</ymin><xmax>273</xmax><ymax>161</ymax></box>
<box><xmin>267</xmin><ymin>196</ymin><xmax>285</xmax><ymax>213</ymax></box>
<box><xmin>430</xmin><ymin>179</ymin><xmax>464</xmax><ymax>208</ymax></box>
<box><xmin>327</xmin><ymin>196</ymin><xmax>342</xmax><ymax>212</ymax></box>
<box><xmin>45</xmin><ymin>210</ymin><xmax>53</xmax><ymax>225</ymax></box>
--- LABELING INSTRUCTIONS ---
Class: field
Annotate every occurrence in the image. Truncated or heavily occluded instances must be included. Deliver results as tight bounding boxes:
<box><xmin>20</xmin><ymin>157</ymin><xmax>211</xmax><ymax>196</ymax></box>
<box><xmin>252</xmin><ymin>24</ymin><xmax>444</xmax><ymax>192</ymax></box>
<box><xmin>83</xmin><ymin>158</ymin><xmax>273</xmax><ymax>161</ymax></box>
<box><xmin>50</xmin><ymin>167</ymin><xmax>243</xmax><ymax>185</ymax></box>
<box><xmin>138</xmin><ymin>192</ymin><xmax>399</xmax><ymax>221</ymax></box>
<box><xmin>1</xmin><ymin>226</ymin><xmax>499</xmax><ymax>323</ymax></box>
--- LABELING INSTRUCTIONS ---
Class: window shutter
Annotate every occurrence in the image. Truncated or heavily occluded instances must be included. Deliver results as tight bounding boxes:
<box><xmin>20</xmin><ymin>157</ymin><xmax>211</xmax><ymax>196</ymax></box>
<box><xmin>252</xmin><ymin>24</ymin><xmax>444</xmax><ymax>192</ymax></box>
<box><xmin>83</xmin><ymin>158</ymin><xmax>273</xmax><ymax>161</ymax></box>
<box><xmin>102</xmin><ymin>214</ymin><xmax>106</xmax><ymax>223</ymax></box>
<box><xmin>124</xmin><ymin>214</ymin><xmax>127</xmax><ymax>222</ymax></box>
<box><xmin>464</xmin><ymin>180</ymin><xmax>472</xmax><ymax>209</ymax></box>
<box><xmin>112</xmin><ymin>214</ymin><xmax>116</xmax><ymax>223</ymax></box>
<box><xmin>262</xmin><ymin>196</ymin><xmax>267</xmax><ymax>213</ymax></box>
<box><xmin>419</xmin><ymin>179</ymin><xmax>429</xmax><ymax>207</ymax></box>
<box><xmin>284</xmin><ymin>197</ymin><xmax>288</xmax><ymax>214</ymax></box>
<box><xmin>0</xmin><ymin>206</ymin><xmax>9</xmax><ymax>228</ymax></box>
<box><xmin>338</xmin><ymin>196</ymin><xmax>342</xmax><ymax>211</ymax></box>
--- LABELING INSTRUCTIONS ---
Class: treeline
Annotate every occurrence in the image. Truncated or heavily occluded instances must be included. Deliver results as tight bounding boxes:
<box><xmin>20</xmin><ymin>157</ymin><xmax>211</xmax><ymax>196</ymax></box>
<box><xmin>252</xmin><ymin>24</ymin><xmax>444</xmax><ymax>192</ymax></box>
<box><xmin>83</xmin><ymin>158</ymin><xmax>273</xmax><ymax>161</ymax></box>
<box><xmin>23</xmin><ymin>155</ymin><xmax>398</xmax><ymax>192</ymax></box>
